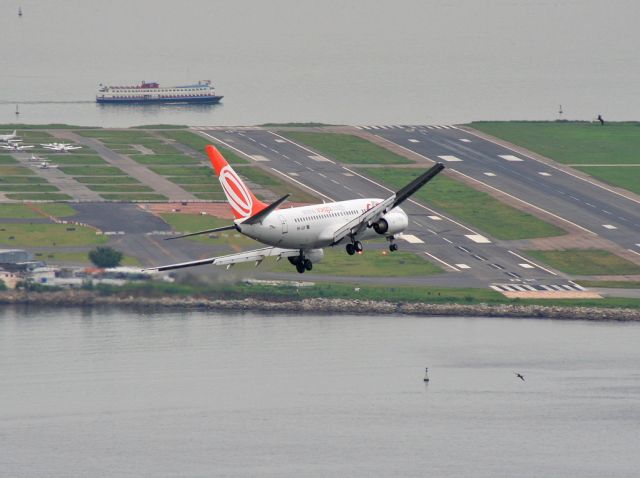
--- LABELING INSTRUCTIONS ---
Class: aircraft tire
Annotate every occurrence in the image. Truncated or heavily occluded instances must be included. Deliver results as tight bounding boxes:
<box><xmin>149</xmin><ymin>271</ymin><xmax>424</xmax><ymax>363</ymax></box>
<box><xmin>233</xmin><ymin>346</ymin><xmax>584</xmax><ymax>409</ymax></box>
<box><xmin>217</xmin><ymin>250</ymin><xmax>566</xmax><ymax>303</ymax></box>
<box><xmin>296</xmin><ymin>262</ymin><xmax>306</xmax><ymax>273</ymax></box>
<box><xmin>389</xmin><ymin>243</ymin><xmax>398</xmax><ymax>252</ymax></box>
<box><xmin>346</xmin><ymin>243</ymin><xmax>356</xmax><ymax>255</ymax></box>
<box><xmin>354</xmin><ymin>241</ymin><xmax>363</xmax><ymax>252</ymax></box>
<box><xmin>304</xmin><ymin>259</ymin><xmax>313</xmax><ymax>271</ymax></box>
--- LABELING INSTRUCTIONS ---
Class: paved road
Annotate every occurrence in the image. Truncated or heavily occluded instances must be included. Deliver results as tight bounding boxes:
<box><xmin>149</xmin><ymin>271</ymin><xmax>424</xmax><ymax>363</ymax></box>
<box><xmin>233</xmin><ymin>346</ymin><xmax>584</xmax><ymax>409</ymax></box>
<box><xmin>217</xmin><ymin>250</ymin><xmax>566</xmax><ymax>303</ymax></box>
<box><xmin>359</xmin><ymin>124</ymin><xmax>640</xmax><ymax>259</ymax></box>
<box><xmin>193</xmin><ymin>127</ymin><xmax>583</xmax><ymax>291</ymax></box>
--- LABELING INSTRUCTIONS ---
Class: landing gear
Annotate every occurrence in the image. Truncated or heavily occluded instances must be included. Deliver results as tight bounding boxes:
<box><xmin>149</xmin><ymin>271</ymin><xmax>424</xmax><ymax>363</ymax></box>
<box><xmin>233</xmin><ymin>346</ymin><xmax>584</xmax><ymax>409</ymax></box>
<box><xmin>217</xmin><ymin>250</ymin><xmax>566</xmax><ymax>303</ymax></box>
<box><xmin>292</xmin><ymin>251</ymin><xmax>313</xmax><ymax>273</ymax></box>
<box><xmin>346</xmin><ymin>240</ymin><xmax>363</xmax><ymax>255</ymax></box>
<box><xmin>388</xmin><ymin>236</ymin><xmax>398</xmax><ymax>252</ymax></box>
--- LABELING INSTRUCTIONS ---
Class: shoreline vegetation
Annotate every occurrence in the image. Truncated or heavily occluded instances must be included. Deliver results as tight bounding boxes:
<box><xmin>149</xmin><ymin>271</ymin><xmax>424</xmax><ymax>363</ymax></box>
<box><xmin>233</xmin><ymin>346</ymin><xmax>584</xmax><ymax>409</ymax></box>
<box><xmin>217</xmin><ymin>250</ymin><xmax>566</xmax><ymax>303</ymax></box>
<box><xmin>1</xmin><ymin>290</ymin><xmax>639</xmax><ymax>321</ymax></box>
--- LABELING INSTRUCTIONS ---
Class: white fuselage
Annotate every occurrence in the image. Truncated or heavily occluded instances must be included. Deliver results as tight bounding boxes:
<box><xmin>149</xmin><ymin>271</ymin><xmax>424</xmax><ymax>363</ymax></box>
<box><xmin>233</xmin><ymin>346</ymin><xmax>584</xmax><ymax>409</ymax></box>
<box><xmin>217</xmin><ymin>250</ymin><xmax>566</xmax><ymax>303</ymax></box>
<box><xmin>236</xmin><ymin>198</ymin><xmax>408</xmax><ymax>250</ymax></box>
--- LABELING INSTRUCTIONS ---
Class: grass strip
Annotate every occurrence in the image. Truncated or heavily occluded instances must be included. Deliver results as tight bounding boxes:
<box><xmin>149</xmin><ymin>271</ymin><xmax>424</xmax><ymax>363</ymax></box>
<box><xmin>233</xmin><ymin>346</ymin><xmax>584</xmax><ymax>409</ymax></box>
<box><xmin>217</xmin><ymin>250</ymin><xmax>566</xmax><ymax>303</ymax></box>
<box><xmin>573</xmin><ymin>166</ymin><xmax>640</xmax><ymax>195</ymax></box>
<box><xmin>577</xmin><ymin>280</ymin><xmax>640</xmax><ymax>289</ymax></box>
<box><xmin>6</xmin><ymin>193</ymin><xmax>72</xmax><ymax>201</ymax></box>
<box><xmin>60</xmin><ymin>166</ymin><xmax>125</xmax><ymax>176</ymax></box>
<box><xmin>0</xmin><ymin>223</ymin><xmax>107</xmax><ymax>246</ymax></box>
<box><xmin>525</xmin><ymin>249</ymin><xmax>640</xmax><ymax>275</ymax></box>
<box><xmin>0</xmin><ymin>185</ymin><xmax>59</xmax><ymax>192</ymax></box>
<box><xmin>99</xmin><ymin>193</ymin><xmax>167</xmax><ymax>201</ymax></box>
<box><xmin>86</xmin><ymin>185</ymin><xmax>154</xmax><ymax>193</ymax></box>
<box><xmin>130</xmin><ymin>154</ymin><xmax>199</xmax><ymax>165</ymax></box>
<box><xmin>74</xmin><ymin>176</ymin><xmax>140</xmax><ymax>184</ymax></box>
<box><xmin>281</xmin><ymin>132</ymin><xmax>412</xmax><ymax>164</ymax></box>
<box><xmin>363</xmin><ymin>168</ymin><xmax>565</xmax><ymax>240</ymax></box>
<box><xmin>0</xmin><ymin>166</ymin><xmax>35</xmax><ymax>176</ymax></box>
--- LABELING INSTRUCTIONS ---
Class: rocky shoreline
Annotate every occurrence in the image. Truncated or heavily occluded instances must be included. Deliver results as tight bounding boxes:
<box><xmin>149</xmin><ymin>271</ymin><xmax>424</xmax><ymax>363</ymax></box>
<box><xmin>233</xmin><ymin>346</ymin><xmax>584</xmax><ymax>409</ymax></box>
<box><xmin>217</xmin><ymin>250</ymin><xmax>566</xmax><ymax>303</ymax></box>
<box><xmin>1</xmin><ymin>290</ymin><xmax>639</xmax><ymax>321</ymax></box>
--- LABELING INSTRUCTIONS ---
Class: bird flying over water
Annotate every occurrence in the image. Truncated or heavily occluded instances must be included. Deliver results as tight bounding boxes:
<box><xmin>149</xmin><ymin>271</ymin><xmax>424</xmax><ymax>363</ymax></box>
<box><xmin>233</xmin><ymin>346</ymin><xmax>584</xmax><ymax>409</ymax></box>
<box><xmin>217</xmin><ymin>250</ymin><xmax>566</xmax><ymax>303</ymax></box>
<box><xmin>515</xmin><ymin>372</ymin><xmax>525</xmax><ymax>382</ymax></box>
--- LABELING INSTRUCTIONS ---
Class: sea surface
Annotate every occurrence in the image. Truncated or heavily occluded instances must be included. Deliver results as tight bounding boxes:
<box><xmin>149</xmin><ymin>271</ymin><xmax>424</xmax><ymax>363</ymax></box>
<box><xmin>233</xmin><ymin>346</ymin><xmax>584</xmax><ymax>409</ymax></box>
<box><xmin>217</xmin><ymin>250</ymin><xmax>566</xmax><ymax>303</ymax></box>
<box><xmin>1</xmin><ymin>307</ymin><xmax>639</xmax><ymax>477</ymax></box>
<box><xmin>2</xmin><ymin>0</ymin><xmax>639</xmax><ymax>127</ymax></box>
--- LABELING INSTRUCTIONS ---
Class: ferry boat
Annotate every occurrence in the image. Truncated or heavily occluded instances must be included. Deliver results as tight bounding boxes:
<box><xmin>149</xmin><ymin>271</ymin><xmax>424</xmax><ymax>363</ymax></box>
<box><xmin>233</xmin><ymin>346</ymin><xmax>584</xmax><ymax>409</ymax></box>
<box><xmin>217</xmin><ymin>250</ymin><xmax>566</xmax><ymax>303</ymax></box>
<box><xmin>96</xmin><ymin>80</ymin><xmax>223</xmax><ymax>104</ymax></box>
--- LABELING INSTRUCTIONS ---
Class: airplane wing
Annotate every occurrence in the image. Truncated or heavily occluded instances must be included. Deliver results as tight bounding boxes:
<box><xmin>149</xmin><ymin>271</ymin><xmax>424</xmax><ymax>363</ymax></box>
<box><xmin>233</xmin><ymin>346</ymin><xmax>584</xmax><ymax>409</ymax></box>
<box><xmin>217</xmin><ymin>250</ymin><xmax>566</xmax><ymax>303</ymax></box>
<box><xmin>145</xmin><ymin>246</ymin><xmax>301</xmax><ymax>272</ymax></box>
<box><xmin>330</xmin><ymin>162</ymin><xmax>444</xmax><ymax>245</ymax></box>
<box><xmin>66</xmin><ymin>146</ymin><xmax>82</xmax><ymax>150</ymax></box>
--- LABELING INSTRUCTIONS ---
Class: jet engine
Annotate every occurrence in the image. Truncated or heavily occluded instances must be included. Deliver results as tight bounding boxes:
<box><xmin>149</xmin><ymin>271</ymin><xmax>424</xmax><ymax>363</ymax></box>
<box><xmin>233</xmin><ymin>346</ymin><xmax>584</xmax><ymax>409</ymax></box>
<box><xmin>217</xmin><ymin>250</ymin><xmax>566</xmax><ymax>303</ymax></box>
<box><xmin>372</xmin><ymin>211</ymin><xmax>407</xmax><ymax>235</ymax></box>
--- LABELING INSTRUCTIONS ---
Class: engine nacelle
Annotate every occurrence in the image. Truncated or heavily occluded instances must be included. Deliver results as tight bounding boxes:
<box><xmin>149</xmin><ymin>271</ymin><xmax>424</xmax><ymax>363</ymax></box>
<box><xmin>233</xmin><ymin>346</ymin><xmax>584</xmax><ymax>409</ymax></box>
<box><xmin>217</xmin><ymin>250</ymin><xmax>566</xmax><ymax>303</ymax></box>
<box><xmin>373</xmin><ymin>211</ymin><xmax>407</xmax><ymax>236</ymax></box>
<box><xmin>306</xmin><ymin>248</ymin><xmax>324</xmax><ymax>264</ymax></box>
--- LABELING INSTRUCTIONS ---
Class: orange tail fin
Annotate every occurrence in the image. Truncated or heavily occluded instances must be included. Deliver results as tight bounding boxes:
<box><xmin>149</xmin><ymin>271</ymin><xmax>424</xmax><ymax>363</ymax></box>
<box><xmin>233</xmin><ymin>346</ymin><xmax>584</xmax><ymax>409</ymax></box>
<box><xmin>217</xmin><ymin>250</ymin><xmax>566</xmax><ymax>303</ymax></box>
<box><xmin>205</xmin><ymin>145</ymin><xmax>267</xmax><ymax>220</ymax></box>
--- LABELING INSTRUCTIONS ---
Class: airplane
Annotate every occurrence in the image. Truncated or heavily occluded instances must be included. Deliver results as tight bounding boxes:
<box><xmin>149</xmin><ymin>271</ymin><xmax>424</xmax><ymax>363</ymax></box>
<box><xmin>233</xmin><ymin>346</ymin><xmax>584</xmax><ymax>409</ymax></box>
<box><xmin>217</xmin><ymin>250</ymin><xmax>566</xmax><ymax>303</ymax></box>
<box><xmin>37</xmin><ymin>159</ymin><xmax>58</xmax><ymax>169</ymax></box>
<box><xmin>28</xmin><ymin>154</ymin><xmax>44</xmax><ymax>162</ymax></box>
<box><xmin>0</xmin><ymin>142</ymin><xmax>34</xmax><ymax>151</ymax></box>
<box><xmin>0</xmin><ymin>130</ymin><xmax>19</xmax><ymax>142</ymax></box>
<box><xmin>41</xmin><ymin>142</ymin><xmax>82</xmax><ymax>152</ymax></box>
<box><xmin>148</xmin><ymin>145</ymin><xmax>444</xmax><ymax>274</ymax></box>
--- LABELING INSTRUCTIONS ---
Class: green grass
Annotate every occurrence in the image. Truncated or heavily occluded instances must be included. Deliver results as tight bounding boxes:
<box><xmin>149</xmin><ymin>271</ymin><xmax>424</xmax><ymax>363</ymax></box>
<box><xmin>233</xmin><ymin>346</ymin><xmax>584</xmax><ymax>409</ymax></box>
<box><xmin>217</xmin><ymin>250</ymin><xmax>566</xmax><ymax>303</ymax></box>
<box><xmin>35</xmin><ymin>251</ymin><xmax>141</xmax><ymax>266</ymax></box>
<box><xmin>192</xmin><ymin>192</ymin><xmax>224</xmax><ymax>200</ymax></box>
<box><xmin>0</xmin><ymin>156</ymin><xmax>18</xmax><ymax>164</ymax></box>
<box><xmin>0</xmin><ymin>223</ymin><xmax>107</xmax><ymax>247</ymax></box>
<box><xmin>235</xmin><ymin>166</ymin><xmax>317</xmax><ymax>203</ymax></box>
<box><xmin>0</xmin><ymin>184</ymin><xmax>59</xmax><ymax>192</ymax></box>
<box><xmin>469</xmin><ymin>121</ymin><xmax>640</xmax><ymax>165</ymax></box>
<box><xmin>75</xmin><ymin>129</ymin><xmax>154</xmax><ymax>143</ymax></box>
<box><xmin>99</xmin><ymin>193</ymin><xmax>167</xmax><ymax>201</ymax></box>
<box><xmin>160</xmin><ymin>130</ymin><xmax>211</xmax><ymax>151</ymax></box>
<box><xmin>180</xmin><ymin>184</ymin><xmax>222</xmax><ymax>193</ymax></box>
<box><xmin>526</xmin><ymin>249</ymin><xmax>640</xmax><ymax>275</ymax></box>
<box><xmin>44</xmin><ymin>155</ymin><xmax>106</xmax><ymax>165</ymax></box>
<box><xmin>573</xmin><ymin>166</ymin><xmax>640</xmax><ymax>195</ymax></box>
<box><xmin>168</xmin><ymin>176</ymin><xmax>213</xmax><ymax>184</ymax></box>
<box><xmin>577</xmin><ymin>280</ymin><xmax>640</xmax><ymax>289</ymax></box>
<box><xmin>269</xmin><ymin>249</ymin><xmax>442</xmax><ymax>277</ymax></box>
<box><xmin>130</xmin><ymin>154</ymin><xmax>199</xmax><ymax>165</ymax></box>
<box><xmin>281</xmin><ymin>132</ymin><xmax>412</xmax><ymax>164</ymax></box>
<box><xmin>0</xmin><ymin>166</ymin><xmax>35</xmax><ymax>176</ymax></box>
<box><xmin>86</xmin><ymin>184</ymin><xmax>154</xmax><ymax>193</ymax></box>
<box><xmin>0</xmin><ymin>176</ymin><xmax>47</xmax><ymax>184</ymax></box>
<box><xmin>0</xmin><ymin>204</ymin><xmax>44</xmax><ymax>219</ymax></box>
<box><xmin>74</xmin><ymin>176</ymin><xmax>140</xmax><ymax>184</ymax></box>
<box><xmin>60</xmin><ymin>166</ymin><xmax>125</xmax><ymax>176</ymax></box>
<box><xmin>363</xmin><ymin>168</ymin><xmax>566</xmax><ymax>240</ymax></box>
<box><xmin>150</xmin><ymin>166</ymin><xmax>213</xmax><ymax>176</ymax></box>
<box><xmin>35</xmin><ymin>204</ymin><xmax>77</xmax><ymax>217</ymax></box>
<box><xmin>6</xmin><ymin>193</ymin><xmax>72</xmax><ymax>201</ymax></box>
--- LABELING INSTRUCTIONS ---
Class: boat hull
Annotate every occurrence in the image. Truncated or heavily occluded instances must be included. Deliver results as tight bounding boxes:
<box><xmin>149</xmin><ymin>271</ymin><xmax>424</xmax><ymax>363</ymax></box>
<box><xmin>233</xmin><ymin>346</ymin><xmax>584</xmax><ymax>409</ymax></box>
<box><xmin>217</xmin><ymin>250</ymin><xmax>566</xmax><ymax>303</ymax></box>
<box><xmin>96</xmin><ymin>96</ymin><xmax>223</xmax><ymax>105</ymax></box>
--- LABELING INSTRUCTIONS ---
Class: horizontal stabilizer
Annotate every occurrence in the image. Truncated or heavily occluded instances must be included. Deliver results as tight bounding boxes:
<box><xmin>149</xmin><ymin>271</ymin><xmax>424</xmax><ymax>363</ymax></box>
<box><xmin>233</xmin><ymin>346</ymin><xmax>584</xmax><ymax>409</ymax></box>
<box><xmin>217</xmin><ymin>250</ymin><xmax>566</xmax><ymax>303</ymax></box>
<box><xmin>164</xmin><ymin>224</ymin><xmax>238</xmax><ymax>241</ymax></box>
<box><xmin>241</xmin><ymin>193</ymin><xmax>290</xmax><ymax>225</ymax></box>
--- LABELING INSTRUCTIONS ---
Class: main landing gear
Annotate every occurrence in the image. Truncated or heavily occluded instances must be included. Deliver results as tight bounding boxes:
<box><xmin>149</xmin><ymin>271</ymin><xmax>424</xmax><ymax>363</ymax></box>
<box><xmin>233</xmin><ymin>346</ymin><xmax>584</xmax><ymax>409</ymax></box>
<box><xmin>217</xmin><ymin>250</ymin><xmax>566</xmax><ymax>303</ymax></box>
<box><xmin>345</xmin><ymin>240</ymin><xmax>363</xmax><ymax>256</ymax></box>
<box><xmin>288</xmin><ymin>251</ymin><xmax>313</xmax><ymax>274</ymax></box>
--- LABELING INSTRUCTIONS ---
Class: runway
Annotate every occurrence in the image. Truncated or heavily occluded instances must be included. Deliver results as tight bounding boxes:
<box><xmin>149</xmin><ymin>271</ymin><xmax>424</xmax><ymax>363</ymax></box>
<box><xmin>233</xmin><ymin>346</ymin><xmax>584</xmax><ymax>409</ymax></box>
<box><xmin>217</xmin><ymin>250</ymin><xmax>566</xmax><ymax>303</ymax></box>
<box><xmin>194</xmin><ymin>126</ymin><xmax>586</xmax><ymax>291</ymax></box>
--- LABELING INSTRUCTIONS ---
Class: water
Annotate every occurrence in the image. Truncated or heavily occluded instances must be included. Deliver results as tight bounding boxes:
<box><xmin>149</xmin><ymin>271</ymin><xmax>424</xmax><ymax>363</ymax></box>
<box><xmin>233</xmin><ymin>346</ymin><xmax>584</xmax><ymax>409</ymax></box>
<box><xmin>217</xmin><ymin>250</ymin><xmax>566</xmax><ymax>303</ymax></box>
<box><xmin>2</xmin><ymin>0</ymin><xmax>639</xmax><ymax>127</ymax></box>
<box><xmin>1</xmin><ymin>307</ymin><xmax>639</xmax><ymax>477</ymax></box>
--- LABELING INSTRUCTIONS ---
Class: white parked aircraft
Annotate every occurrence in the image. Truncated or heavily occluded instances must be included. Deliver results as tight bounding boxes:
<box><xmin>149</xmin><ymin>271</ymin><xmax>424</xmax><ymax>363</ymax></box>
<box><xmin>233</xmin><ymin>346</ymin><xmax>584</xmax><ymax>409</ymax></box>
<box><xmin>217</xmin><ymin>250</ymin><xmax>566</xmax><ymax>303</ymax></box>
<box><xmin>0</xmin><ymin>130</ymin><xmax>19</xmax><ymax>142</ymax></box>
<box><xmin>37</xmin><ymin>159</ymin><xmax>58</xmax><ymax>169</ymax></box>
<box><xmin>149</xmin><ymin>145</ymin><xmax>444</xmax><ymax>274</ymax></box>
<box><xmin>41</xmin><ymin>142</ymin><xmax>82</xmax><ymax>152</ymax></box>
<box><xmin>0</xmin><ymin>142</ymin><xmax>34</xmax><ymax>151</ymax></box>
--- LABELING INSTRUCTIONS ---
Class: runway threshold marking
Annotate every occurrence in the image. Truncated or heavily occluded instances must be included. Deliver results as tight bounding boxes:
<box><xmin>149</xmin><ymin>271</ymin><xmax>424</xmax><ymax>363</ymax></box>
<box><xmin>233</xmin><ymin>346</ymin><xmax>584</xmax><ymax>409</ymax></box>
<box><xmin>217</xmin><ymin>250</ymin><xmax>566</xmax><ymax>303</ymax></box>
<box><xmin>267</xmin><ymin>131</ymin><xmax>335</xmax><ymax>164</ymax></box>
<box><xmin>499</xmin><ymin>155</ymin><xmax>524</xmax><ymax>162</ymax></box>
<box><xmin>484</xmin><ymin>172</ymin><xmax>496</xmax><ymax>177</ymax></box>
<box><xmin>507</xmin><ymin>250</ymin><xmax>558</xmax><ymax>276</ymax></box>
<box><xmin>450</xmin><ymin>168</ymin><xmax>597</xmax><ymax>235</ymax></box>
<box><xmin>423</xmin><ymin>252</ymin><xmax>460</xmax><ymax>272</ymax></box>
<box><xmin>462</xmin><ymin>128</ymin><xmax>640</xmax><ymax>207</ymax></box>
<box><xmin>438</xmin><ymin>155</ymin><xmax>463</xmax><ymax>162</ymax></box>
<box><xmin>465</xmin><ymin>234</ymin><xmax>491</xmax><ymax>243</ymax></box>
<box><xmin>538</xmin><ymin>172</ymin><xmax>551</xmax><ymax>176</ymax></box>
<box><xmin>398</xmin><ymin>234</ymin><xmax>424</xmax><ymax>244</ymax></box>
<box><xmin>602</xmin><ymin>224</ymin><xmax>617</xmax><ymax>229</ymax></box>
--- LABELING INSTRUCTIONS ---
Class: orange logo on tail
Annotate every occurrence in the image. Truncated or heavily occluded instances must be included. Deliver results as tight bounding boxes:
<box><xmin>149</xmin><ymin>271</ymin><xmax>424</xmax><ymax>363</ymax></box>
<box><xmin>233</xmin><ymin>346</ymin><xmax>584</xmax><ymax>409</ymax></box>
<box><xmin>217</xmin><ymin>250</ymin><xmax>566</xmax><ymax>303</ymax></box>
<box><xmin>205</xmin><ymin>144</ymin><xmax>267</xmax><ymax>220</ymax></box>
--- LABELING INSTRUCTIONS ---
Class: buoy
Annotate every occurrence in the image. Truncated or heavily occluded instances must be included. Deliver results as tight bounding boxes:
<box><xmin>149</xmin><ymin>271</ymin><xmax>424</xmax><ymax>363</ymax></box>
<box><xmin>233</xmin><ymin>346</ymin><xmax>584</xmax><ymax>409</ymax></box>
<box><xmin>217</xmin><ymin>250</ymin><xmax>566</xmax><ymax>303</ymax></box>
<box><xmin>423</xmin><ymin>367</ymin><xmax>430</xmax><ymax>382</ymax></box>
<box><xmin>18</xmin><ymin>6</ymin><xmax>22</xmax><ymax>17</ymax></box>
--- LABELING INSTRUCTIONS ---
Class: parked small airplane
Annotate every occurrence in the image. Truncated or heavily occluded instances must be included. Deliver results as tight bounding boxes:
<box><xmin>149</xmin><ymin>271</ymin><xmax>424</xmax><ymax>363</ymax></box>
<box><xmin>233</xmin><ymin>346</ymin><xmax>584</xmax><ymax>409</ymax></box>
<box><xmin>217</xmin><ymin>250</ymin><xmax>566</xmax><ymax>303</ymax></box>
<box><xmin>149</xmin><ymin>145</ymin><xmax>444</xmax><ymax>274</ymax></box>
<box><xmin>41</xmin><ymin>142</ymin><xmax>82</xmax><ymax>152</ymax></box>
<box><xmin>38</xmin><ymin>159</ymin><xmax>58</xmax><ymax>169</ymax></box>
<box><xmin>0</xmin><ymin>130</ymin><xmax>19</xmax><ymax>142</ymax></box>
<box><xmin>0</xmin><ymin>142</ymin><xmax>34</xmax><ymax>151</ymax></box>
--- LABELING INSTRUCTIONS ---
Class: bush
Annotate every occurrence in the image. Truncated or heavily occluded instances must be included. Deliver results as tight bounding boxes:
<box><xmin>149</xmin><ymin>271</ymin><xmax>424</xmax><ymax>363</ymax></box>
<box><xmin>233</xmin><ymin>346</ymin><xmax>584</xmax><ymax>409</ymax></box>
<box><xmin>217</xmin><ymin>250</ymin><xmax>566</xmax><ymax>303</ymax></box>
<box><xmin>88</xmin><ymin>246</ymin><xmax>123</xmax><ymax>268</ymax></box>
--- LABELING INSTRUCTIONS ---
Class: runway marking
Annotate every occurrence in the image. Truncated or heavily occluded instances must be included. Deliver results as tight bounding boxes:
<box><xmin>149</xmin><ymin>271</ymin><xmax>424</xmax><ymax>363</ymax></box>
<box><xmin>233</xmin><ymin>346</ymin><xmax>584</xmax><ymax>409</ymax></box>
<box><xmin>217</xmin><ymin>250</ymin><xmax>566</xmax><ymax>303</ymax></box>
<box><xmin>636</xmin><ymin>243</ymin><xmax>640</xmax><ymax>248</ymax></box>
<box><xmin>603</xmin><ymin>224</ymin><xmax>617</xmax><ymax>229</ymax></box>
<box><xmin>427</xmin><ymin>215</ymin><xmax>442</xmax><ymax>221</ymax></box>
<box><xmin>259</xmin><ymin>143</ymin><xmax>268</xmax><ymax>148</ymax></box>
<box><xmin>628</xmin><ymin>249</ymin><xmax>640</xmax><ymax>258</ymax></box>
<box><xmin>413</xmin><ymin>220</ymin><xmax>423</xmax><ymax>226</ymax></box>
<box><xmin>408</xmin><ymin>139</ymin><xmax>420</xmax><ymax>143</ymax></box>
<box><xmin>438</xmin><ymin>155</ymin><xmax>463</xmax><ymax>162</ymax></box>
<box><xmin>309</xmin><ymin>155</ymin><xmax>331</xmax><ymax>162</ymax></box>
<box><xmin>465</xmin><ymin>234</ymin><xmax>491</xmax><ymax>244</ymax></box>
<box><xmin>267</xmin><ymin>131</ymin><xmax>335</xmax><ymax>164</ymax></box>
<box><xmin>499</xmin><ymin>154</ymin><xmax>524</xmax><ymax>162</ymax></box>
<box><xmin>288</xmin><ymin>172</ymin><xmax>299</xmax><ymax>176</ymax></box>
<box><xmin>343</xmin><ymin>172</ymin><xmax>354</xmax><ymax>177</ymax></box>
<box><xmin>441</xmin><ymin>236</ymin><xmax>453</xmax><ymax>244</ymax></box>
<box><xmin>424</xmin><ymin>252</ymin><xmax>460</xmax><ymax>271</ymax></box>
<box><xmin>331</xmin><ymin>179</ymin><xmax>339</xmax><ymax>184</ymax></box>
<box><xmin>538</xmin><ymin>172</ymin><xmax>551</xmax><ymax>176</ymax></box>
<box><xmin>472</xmin><ymin>254</ymin><xmax>487</xmax><ymax>261</ymax></box>
<box><xmin>505</xmin><ymin>272</ymin><xmax>521</xmax><ymax>279</ymax></box>
<box><xmin>483</xmin><ymin>172</ymin><xmax>496</xmax><ymax>177</ymax></box>
<box><xmin>490</xmin><ymin>263</ymin><xmax>504</xmax><ymax>270</ymax></box>
<box><xmin>459</xmin><ymin>138</ymin><xmax>472</xmax><ymax>143</ymax></box>
<box><xmin>249</xmin><ymin>138</ymin><xmax>256</xmax><ymax>142</ymax></box>
<box><xmin>341</xmin><ymin>167</ymin><xmax>481</xmax><ymax>235</ymax></box>
<box><xmin>317</xmin><ymin>173</ymin><xmax>327</xmax><ymax>178</ymax></box>
<box><xmin>462</xmin><ymin>128</ymin><xmax>640</xmax><ymax>207</ymax></box>
<box><xmin>602</xmin><ymin>210</ymin><xmax>612</xmax><ymax>215</ymax></box>
<box><xmin>282</xmin><ymin>154</ymin><xmax>290</xmax><ymax>159</ymax></box>
<box><xmin>294</xmin><ymin>160</ymin><xmax>301</xmax><ymax>165</ymax></box>
<box><xmin>456</xmin><ymin>246</ymin><xmax>472</xmax><ymax>253</ymax></box>
<box><xmin>585</xmin><ymin>202</ymin><xmax>595</xmax><ymax>207</ymax></box>
<box><xmin>508</xmin><ymin>250</ymin><xmax>558</xmax><ymax>276</ymax></box>
<box><xmin>398</xmin><ymin>234</ymin><xmax>424</xmax><ymax>244</ymax></box>
<box><xmin>274</xmin><ymin>139</ymin><xmax>286</xmax><ymax>143</ymax></box>
<box><xmin>518</xmin><ymin>263</ymin><xmax>535</xmax><ymax>269</ymax></box>
<box><xmin>451</xmin><ymin>169</ymin><xmax>597</xmax><ymax>235</ymax></box>
<box><xmin>455</xmin><ymin>263</ymin><xmax>471</xmax><ymax>269</ymax></box>
<box><xmin>270</xmin><ymin>168</ymin><xmax>333</xmax><ymax>201</ymax></box>
<box><xmin>197</xmin><ymin>132</ymin><xmax>270</xmax><ymax>164</ymax></box>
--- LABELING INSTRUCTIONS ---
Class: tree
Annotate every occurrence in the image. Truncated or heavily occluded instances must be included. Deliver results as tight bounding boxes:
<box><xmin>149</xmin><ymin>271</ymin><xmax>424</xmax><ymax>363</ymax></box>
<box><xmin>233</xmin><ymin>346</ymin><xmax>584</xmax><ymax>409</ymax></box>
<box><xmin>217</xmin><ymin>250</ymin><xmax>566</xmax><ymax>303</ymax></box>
<box><xmin>88</xmin><ymin>246</ymin><xmax>123</xmax><ymax>268</ymax></box>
